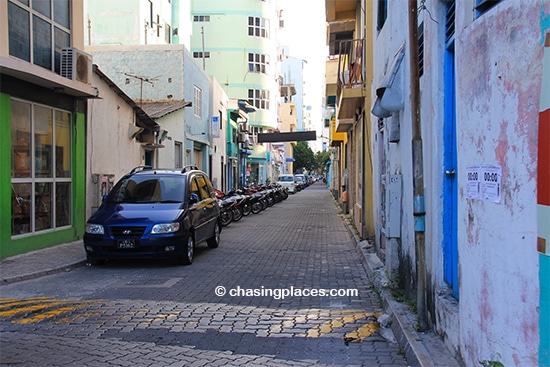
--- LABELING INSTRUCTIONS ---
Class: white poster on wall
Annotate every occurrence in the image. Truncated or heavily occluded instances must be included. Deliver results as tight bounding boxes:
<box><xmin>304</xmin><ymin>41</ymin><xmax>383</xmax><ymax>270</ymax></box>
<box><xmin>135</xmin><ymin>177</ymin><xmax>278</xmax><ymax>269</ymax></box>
<box><xmin>465</xmin><ymin>164</ymin><xmax>502</xmax><ymax>203</ymax></box>
<box><xmin>481</xmin><ymin>164</ymin><xmax>502</xmax><ymax>203</ymax></box>
<box><xmin>466</xmin><ymin>165</ymin><xmax>481</xmax><ymax>200</ymax></box>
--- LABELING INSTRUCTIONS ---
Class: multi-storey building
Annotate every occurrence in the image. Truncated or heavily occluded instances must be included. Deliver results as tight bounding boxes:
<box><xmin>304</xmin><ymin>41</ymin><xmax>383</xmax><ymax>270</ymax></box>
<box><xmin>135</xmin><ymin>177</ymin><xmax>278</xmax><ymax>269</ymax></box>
<box><xmin>325</xmin><ymin>0</ymin><xmax>375</xmax><ymax>236</ymax></box>
<box><xmin>190</xmin><ymin>0</ymin><xmax>281</xmax><ymax>185</ymax></box>
<box><xmin>325</xmin><ymin>0</ymin><xmax>550</xmax><ymax>365</ymax></box>
<box><xmin>1</xmin><ymin>0</ymin><xmax>97</xmax><ymax>256</ymax></box>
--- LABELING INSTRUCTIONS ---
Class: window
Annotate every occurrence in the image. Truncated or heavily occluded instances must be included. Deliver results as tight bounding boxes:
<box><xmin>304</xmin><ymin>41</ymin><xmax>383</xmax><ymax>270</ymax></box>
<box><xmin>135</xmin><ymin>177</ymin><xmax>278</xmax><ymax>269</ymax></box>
<box><xmin>377</xmin><ymin>0</ymin><xmax>387</xmax><ymax>31</ymax></box>
<box><xmin>248</xmin><ymin>16</ymin><xmax>269</xmax><ymax>39</ymax></box>
<box><xmin>475</xmin><ymin>0</ymin><xmax>501</xmax><ymax>16</ymax></box>
<box><xmin>11</xmin><ymin>99</ymin><xmax>72</xmax><ymax>236</ymax></box>
<box><xmin>8</xmin><ymin>0</ymin><xmax>71</xmax><ymax>74</ymax></box>
<box><xmin>251</xmin><ymin>126</ymin><xmax>263</xmax><ymax>139</ymax></box>
<box><xmin>248</xmin><ymin>89</ymin><xmax>270</xmax><ymax>110</ymax></box>
<box><xmin>194</xmin><ymin>86</ymin><xmax>202</xmax><ymax>118</ymax></box>
<box><xmin>193</xmin><ymin>51</ymin><xmax>210</xmax><ymax>59</ymax></box>
<box><xmin>445</xmin><ymin>0</ymin><xmax>455</xmax><ymax>47</ymax></box>
<box><xmin>175</xmin><ymin>142</ymin><xmax>182</xmax><ymax>168</ymax></box>
<box><xmin>248</xmin><ymin>53</ymin><xmax>270</xmax><ymax>74</ymax></box>
<box><xmin>165</xmin><ymin>23</ymin><xmax>171</xmax><ymax>43</ymax></box>
<box><xmin>418</xmin><ymin>22</ymin><xmax>424</xmax><ymax>77</ymax></box>
<box><xmin>193</xmin><ymin>15</ymin><xmax>210</xmax><ymax>22</ymax></box>
<box><xmin>196</xmin><ymin>175</ymin><xmax>213</xmax><ymax>200</ymax></box>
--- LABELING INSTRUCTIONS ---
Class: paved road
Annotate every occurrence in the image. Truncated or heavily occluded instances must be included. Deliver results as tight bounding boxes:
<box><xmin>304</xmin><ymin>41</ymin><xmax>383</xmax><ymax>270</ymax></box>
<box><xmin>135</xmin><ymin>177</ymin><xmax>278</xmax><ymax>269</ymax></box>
<box><xmin>0</xmin><ymin>182</ymin><xmax>408</xmax><ymax>366</ymax></box>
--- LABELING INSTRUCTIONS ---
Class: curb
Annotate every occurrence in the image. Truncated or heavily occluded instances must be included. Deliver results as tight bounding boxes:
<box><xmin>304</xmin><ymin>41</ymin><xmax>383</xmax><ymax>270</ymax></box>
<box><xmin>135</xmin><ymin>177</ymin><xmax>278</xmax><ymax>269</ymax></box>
<box><xmin>340</xmin><ymin>210</ymin><xmax>463</xmax><ymax>367</ymax></box>
<box><xmin>1</xmin><ymin>260</ymin><xmax>88</xmax><ymax>286</ymax></box>
<box><xmin>0</xmin><ymin>241</ymin><xmax>88</xmax><ymax>286</ymax></box>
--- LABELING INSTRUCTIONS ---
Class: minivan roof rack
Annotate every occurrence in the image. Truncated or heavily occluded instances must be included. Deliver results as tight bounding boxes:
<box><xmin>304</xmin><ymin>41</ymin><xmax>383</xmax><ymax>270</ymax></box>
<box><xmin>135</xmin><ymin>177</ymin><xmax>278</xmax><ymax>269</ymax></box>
<box><xmin>181</xmin><ymin>165</ymin><xmax>199</xmax><ymax>173</ymax></box>
<box><xmin>130</xmin><ymin>165</ymin><xmax>152</xmax><ymax>174</ymax></box>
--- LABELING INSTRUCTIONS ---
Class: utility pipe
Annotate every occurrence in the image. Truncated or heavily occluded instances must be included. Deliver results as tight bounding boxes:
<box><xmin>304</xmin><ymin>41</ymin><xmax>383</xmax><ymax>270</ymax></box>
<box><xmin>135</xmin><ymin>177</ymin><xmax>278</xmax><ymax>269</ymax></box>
<box><xmin>408</xmin><ymin>0</ymin><xmax>428</xmax><ymax>331</ymax></box>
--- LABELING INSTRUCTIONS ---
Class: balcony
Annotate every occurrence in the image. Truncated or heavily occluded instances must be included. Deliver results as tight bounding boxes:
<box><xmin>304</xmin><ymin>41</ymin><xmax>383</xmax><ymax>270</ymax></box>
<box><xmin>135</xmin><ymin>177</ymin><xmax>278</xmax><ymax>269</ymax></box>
<box><xmin>335</xmin><ymin>39</ymin><xmax>366</xmax><ymax>130</ymax></box>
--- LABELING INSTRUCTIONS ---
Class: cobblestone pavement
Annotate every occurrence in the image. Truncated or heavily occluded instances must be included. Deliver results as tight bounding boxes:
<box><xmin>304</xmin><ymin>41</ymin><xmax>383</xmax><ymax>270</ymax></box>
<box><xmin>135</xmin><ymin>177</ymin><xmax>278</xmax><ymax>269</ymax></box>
<box><xmin>0</xmin><ymin>183</ymin><xmax>408</xmax><ymax>366</ymax></box>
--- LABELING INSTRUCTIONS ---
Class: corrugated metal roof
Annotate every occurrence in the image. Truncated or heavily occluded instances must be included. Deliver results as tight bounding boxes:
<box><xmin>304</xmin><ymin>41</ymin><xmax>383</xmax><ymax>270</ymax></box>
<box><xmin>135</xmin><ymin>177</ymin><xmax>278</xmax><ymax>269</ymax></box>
<box><xmin>140</xmin><ymin>101</ymin><xmax>192</xmax><ymax>119</ymax></box>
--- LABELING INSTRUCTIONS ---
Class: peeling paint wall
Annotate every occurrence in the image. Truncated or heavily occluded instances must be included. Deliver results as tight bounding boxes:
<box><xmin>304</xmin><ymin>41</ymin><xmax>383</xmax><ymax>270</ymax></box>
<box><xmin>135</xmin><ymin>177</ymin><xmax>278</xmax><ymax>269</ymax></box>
<box><xmin>455</xmin><ymin>2</ymin><xmax>547</xmax><ymax>365</ymax></box>
<box><xmin>372</xmin><ymin>1</ymin><xmax>548</xmax><ymax>365</ymax></box>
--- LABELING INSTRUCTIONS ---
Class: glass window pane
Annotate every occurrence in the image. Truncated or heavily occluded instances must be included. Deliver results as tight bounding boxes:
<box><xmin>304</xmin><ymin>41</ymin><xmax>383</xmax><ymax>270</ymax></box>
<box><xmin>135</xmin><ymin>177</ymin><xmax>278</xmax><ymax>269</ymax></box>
<box><xmin>54</xmin><ymin>27</ymin><xmax>69</xmax><ymax>74</ymax></box>
<box><xmin>53</xmin><ymin>0</ymin><xmax>70</xmax><ymax>28</ymax></box>
<box><xmin>35</xmin><ymin>182</ymin><xmax>52</xmax><ymax>231</ymax></box>
<box><xmin>34</xmin><ymin>105</ymin><xmax>53</xmax><ymax>178</ymax></box>
<box><xmin>8</xmin><ymin>2</ymin><xmax>31</xmax><ymax>61</ymax></box>
<box><xmin>33</xmin><ymin>15</ymin><xmax>52</xmax><ymax>69</ymax></box>
<box><xmin>12</xmin><ymin>183</ymin><xmax>32</xmax><ymax>235</ymax></box>
<box><xmin>55</xmin><ymin>182</ymin><xmax>71</xmax><ymax>227</ymax></box>
<box><xmin>32</xmin><ymin>0</ymin><xmax>51</xmax><ymax>18</ymax></box>
<box><xmin>11</xmin><ymin>100</ymin><xmax>32</xmax><ymax>178</ymax></box>
<box><xmin>55</xmin><ymin>110</ymin><xmax>71</xmax><ymax>177</ymax></box>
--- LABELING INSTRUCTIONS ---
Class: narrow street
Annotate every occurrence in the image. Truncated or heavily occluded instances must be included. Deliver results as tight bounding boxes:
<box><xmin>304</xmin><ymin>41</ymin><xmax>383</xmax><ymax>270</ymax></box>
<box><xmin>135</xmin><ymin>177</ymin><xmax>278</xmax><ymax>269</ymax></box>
<box><xmin>0</xmin><ymin>183</ymin><xmax>407</xmax><ymax>366</ymax></box>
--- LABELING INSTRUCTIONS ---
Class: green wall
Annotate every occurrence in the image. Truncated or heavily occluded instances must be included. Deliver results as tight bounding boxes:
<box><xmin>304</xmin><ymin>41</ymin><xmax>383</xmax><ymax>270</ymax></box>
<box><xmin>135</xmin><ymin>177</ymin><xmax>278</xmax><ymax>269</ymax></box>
<box><xmin>0</xmin><ymin>93</ymin><xmax>86</xmax><ymax>258</ymax></box>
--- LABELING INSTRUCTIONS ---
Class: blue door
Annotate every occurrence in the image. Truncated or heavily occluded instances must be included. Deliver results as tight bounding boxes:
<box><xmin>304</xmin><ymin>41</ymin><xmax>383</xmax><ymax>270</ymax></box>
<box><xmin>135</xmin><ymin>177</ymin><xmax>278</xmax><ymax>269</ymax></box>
<box><xmin>443</xmin><ymin>0</ymin><xmax>458</xmax><ymax>299</ymax></box>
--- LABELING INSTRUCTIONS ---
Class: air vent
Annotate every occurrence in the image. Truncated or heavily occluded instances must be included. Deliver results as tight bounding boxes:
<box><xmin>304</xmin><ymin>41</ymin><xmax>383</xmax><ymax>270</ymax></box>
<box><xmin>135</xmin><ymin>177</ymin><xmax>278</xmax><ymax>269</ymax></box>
<box><xmin>60</xmin><ymin>48</ymin><xmax>93</xmax><ymax>84</ymax></box>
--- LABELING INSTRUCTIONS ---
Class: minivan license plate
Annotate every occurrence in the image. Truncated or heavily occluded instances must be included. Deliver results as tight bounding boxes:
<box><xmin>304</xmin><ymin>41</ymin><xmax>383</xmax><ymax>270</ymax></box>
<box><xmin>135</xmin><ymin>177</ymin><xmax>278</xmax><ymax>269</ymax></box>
<box><xmin>117</xmin><ymin>240</ymin><xmax>135</xmax><ymax>249</ymax></box>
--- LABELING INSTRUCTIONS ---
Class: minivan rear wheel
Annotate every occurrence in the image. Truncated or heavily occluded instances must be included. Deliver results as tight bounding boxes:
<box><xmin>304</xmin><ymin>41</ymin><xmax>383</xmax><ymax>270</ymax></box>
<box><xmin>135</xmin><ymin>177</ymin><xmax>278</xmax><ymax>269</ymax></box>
<box><xmin>207</xmin><ymin>222</ymin><xmax>220</xmax><ymax>248</ymax></box>
<box><xmin>177</xmin><ymin>234</ymin><xmax>194</xmax><ymax>265</ymax></box>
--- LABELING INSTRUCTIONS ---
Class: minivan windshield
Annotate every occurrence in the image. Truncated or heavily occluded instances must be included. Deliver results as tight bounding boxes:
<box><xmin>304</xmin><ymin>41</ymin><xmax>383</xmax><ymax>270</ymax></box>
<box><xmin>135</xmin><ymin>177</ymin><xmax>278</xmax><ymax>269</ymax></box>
<box><xmin>106</xmin><ymin>175</ymin><xmax>186</xmax><ymax>204</ymax></box>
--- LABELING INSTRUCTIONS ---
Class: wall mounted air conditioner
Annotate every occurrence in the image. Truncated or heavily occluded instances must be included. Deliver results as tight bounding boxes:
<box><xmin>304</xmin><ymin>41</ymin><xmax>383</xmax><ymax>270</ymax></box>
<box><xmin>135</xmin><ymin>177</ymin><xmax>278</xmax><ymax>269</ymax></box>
<box><xmin>61</xmin><ymin>47</ymin><xmax>93</xmax><ymax>84</ymax></box>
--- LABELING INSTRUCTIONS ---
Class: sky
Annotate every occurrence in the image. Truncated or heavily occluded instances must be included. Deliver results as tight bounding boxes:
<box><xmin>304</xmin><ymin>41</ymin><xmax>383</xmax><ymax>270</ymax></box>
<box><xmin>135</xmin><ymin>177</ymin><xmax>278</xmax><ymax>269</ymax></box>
<box><xmin>278</xmin><ymin>0</ymin><xmax>329</xmax><ymax>149</ymax></box>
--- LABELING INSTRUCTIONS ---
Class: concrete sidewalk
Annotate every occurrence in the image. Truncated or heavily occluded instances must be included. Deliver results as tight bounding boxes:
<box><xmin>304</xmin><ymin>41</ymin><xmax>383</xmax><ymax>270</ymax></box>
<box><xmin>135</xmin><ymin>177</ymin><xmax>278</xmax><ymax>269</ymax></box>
<box><xmin>0</xmin><ymin>214</ymin><xmax>463</xmax><ymax>367</ymax></box>
<box><xmin>0</xmin><ymin>240</ymin><xmax>87</xmax><ymax>285</ymax></box>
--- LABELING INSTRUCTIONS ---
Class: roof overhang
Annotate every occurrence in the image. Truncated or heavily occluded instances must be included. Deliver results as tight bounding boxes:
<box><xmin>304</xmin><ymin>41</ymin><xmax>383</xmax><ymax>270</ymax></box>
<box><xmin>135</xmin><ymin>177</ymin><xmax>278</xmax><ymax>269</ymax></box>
<box><xmin>0</xmin><ymin>56</ymin><xmax>98</xmax><ymax>98</ymax></box>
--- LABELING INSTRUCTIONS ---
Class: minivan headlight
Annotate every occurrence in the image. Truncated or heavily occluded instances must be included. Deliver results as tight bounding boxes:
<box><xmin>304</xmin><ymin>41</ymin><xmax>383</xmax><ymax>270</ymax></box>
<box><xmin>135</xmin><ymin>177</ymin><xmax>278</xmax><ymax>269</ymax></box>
<box><xmin>86</xmin><ymin>223</ymin><xmax>104</xmax><ymax>235</ymax></box>
<box><xmin>151</xmin><ymin>222</ymin><xmax>180</xmax><ymax>234</ymax></box>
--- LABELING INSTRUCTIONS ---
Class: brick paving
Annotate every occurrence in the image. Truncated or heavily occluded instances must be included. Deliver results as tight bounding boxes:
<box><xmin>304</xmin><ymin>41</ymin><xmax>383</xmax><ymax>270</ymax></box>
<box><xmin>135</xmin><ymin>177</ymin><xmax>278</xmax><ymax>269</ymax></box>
<box><xmin>0</xmin><ymin>183</ymin><xmax>408</xmax><ymax>366</ymax></box>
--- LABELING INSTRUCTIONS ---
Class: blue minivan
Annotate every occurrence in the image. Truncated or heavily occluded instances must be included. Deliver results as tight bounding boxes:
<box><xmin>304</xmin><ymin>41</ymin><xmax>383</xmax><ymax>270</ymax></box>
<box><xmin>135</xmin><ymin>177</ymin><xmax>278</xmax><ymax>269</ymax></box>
<box><xmin>83</xmin><ymin>166</ymin><xmax>221</xmax><ymax>265</ymax></box>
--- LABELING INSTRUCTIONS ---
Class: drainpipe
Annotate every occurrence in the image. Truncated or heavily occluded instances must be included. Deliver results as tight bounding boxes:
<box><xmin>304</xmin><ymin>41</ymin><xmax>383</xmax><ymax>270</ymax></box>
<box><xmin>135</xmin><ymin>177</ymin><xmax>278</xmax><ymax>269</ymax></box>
<box><xmin>408</xmin><ymin>0</ymin><xmax>428</xmax><ymax>331</ymax></box>
<box><xmin>361</xmin><ymin>0</ymin><xmax>368</xmax><ymax>239</ymax></box>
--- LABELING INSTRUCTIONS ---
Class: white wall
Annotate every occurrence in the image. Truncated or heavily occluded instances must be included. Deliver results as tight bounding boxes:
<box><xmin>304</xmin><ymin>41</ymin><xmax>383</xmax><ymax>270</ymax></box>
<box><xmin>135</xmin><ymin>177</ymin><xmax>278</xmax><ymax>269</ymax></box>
<box><xmin>86</xmin><ymin>72</ymin><xmax>144</xmax><ymax>219</ymax></box>
<box><xmin>155</xmin><ymin>110</ymin><xmax>186</xmax><ymax>169</ymax></box>
<box><xmin>455</xmin><ymin>2</ymin><xmax>543</xmax><ymax>365</ymax></box>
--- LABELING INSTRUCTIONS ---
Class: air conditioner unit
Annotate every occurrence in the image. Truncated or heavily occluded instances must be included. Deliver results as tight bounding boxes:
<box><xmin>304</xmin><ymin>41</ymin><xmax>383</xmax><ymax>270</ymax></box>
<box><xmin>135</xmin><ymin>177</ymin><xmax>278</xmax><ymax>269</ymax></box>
<box><xmin>61</xmin><ymin>47</ymin><xmax>92</xmax><ymax>84</ymax></box>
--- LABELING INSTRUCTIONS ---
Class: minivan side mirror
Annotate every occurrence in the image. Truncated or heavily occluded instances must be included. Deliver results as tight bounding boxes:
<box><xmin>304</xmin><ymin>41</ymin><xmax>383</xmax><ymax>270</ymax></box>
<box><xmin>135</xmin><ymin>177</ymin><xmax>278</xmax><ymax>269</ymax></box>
<box><xmin>189</xmin><ymin>193</ymin><xmax>199</xmax><ymax>205</ymax></box>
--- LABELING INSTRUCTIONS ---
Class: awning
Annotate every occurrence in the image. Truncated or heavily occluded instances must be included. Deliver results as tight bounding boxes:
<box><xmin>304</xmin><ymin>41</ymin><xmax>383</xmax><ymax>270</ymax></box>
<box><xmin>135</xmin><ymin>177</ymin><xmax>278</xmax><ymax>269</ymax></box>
<box><xmin>371</xmin><ymin>42</ymin><xmax>405</xmax><ymax>118</ymax></box>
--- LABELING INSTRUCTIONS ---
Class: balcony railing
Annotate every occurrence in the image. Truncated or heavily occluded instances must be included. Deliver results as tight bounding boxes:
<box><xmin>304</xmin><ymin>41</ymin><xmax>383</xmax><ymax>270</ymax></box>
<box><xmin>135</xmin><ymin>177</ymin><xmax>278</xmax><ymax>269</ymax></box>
<box><xmin>336</xmin><ymin>39</ymin><xmax>365</xmax><ymax>100</ymax></box>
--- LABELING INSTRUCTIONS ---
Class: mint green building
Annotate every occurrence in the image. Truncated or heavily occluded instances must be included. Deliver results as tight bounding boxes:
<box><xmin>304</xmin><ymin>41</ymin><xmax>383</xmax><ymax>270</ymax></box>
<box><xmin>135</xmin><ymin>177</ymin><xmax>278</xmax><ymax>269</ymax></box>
<box><xmin>190</xmin><ymin>0</ymin><xmax>280</xmax><ymax>185</ymax></box>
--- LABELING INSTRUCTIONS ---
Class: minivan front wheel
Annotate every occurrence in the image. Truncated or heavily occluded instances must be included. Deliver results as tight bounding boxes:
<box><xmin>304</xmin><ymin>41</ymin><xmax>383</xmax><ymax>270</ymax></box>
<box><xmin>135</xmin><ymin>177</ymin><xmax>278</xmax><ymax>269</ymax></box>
<box><xmin>178</xmin><ymin>234</ymin><xmax>194</xmax><ymax>265</ymax></box>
